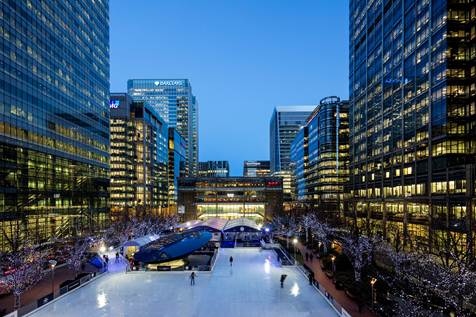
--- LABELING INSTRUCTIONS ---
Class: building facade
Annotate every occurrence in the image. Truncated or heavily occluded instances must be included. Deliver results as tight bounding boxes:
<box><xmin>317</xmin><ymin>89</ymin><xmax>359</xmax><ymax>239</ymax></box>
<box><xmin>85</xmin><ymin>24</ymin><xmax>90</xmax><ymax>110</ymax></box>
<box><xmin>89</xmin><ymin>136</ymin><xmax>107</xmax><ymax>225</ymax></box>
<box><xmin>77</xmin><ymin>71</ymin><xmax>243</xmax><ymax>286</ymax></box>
<box><xmin>243</xmin><ymin>160</ymin><xmax>271</xmax><ymax>177</ymax></box>
<box><xmin>197</xmin><ymin>161</ymin><xmax>230</xmax><ymax>177</ymax></box>
<box><xmin>168</xmin><ymin>127</ymin><xmax>187</xmax><ymax>211</ymax></box>
<box><xmin>0</xmin><ymin>0</ymin><xmax>110</xmax><ymax>251</ymax></box>
<box><xmin>270</xmin><ymin>106</ymin><xmax>315</xmax><ymax>173</ymax></box>
<box><xmin>290</xmin><ymin>97</ymin><xmax>350</xmax><ymax>220</ymax></box>
<box><xmin>110</xmin><ymin>94</ymin><xmax>169</xmax><ymax>219</ymax></box>
<box><xmin>127</xmin><ymin>79</ymin><xmax>198</xmax><ymax>175</ymax></box>
<box><xmin>349</xmin><ymin>0</ymin><xmax>476</xmax><ymax>256</ymax></box>
<box><xmin>290</xmin><ymin>127</ymin><xmax>308</xmax><ymax>201</ymax></box>
<box><xmin>178</xmin><ymin>177</ymin><xmax>283</xmax><ymax>222</ymax></box>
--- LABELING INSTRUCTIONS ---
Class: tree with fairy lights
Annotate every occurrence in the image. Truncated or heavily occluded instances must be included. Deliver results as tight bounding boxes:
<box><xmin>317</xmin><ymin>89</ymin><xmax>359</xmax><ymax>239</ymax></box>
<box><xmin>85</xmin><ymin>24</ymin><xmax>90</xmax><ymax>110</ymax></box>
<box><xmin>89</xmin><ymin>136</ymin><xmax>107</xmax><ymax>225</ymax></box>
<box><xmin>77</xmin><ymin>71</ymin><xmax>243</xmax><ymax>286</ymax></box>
<box><xmin>0</xmin><ymin>242</ymin><xmax>46</xmax><ymax>309</ymax></box>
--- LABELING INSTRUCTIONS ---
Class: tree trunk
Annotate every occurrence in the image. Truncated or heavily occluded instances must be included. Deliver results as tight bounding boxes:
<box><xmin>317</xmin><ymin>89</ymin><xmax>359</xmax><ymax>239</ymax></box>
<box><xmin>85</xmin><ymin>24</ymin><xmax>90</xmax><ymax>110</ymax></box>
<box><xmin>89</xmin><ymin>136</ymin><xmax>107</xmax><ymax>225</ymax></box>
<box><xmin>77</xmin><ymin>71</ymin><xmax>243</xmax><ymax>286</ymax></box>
<box><xmin>14</xmin><ymin>293</ymin><xmax>21</xmax><ymax>310</ymax></box>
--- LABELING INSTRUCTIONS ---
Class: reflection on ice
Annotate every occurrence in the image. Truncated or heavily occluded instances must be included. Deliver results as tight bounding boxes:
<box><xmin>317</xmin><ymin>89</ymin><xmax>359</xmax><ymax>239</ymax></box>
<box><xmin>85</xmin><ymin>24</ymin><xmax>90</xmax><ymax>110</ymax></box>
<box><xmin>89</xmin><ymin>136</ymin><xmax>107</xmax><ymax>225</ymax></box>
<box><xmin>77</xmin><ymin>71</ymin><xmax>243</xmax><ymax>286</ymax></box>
<box><xmin>97</xmin><ymin>291</ymin><xmax>107</xmax><ymax>308</ymax></box>
<box><xmin>290</xmin><ymin>282</ymin><xmax>300</xmax><ymax>297</ymax></box>
<box><xmin>264</xmin><ymin>258</ymin><xmax>271</xmax><ymax>274</ymax></box>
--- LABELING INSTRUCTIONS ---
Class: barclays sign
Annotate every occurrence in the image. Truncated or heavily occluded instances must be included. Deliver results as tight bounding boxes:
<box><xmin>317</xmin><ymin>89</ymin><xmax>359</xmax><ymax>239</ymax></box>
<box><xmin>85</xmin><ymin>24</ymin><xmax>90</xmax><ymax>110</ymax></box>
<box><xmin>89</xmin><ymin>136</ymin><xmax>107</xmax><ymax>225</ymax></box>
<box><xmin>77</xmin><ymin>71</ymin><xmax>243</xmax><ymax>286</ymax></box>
<box><xmin>153</xmin><ymin>80</ymin><xmax>185</xmax><ymax>86</ymax></box>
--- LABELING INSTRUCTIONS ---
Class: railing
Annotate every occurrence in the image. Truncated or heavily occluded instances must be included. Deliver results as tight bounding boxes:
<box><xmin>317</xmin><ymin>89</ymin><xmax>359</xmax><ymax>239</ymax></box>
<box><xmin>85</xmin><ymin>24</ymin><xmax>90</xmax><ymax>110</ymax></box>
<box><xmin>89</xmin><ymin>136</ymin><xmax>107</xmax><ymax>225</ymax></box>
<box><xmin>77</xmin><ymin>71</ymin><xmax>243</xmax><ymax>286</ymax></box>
<box><xmin>17</xmin><ymin>270</ymin><xmax>106</xmax><ymax>317</ymax></box>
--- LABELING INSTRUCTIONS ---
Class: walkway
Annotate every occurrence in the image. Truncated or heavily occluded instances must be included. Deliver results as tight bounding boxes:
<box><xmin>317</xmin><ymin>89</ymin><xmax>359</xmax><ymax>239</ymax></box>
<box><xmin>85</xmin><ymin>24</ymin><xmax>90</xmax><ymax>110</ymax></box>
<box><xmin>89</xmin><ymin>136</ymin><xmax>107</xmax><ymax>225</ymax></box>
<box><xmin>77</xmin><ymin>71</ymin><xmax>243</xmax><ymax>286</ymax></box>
<box><xmin>295</xmin><ymin>241</ymin><xmax>375</xmax><ymax>317</ymax></box>
<box><xmin>0</xmin><ymin>265</ymin><xmax>76</xmax><ymax>315</ymax></box>
<box><xmin>29</xmin><ymin>248</ymin><xmax>338</xmax><ymax>317</ymax></box>
<box><xmin>0</xmin><ymin>255</ymin><xmax>126</xmax><ymax>316</ymax></box>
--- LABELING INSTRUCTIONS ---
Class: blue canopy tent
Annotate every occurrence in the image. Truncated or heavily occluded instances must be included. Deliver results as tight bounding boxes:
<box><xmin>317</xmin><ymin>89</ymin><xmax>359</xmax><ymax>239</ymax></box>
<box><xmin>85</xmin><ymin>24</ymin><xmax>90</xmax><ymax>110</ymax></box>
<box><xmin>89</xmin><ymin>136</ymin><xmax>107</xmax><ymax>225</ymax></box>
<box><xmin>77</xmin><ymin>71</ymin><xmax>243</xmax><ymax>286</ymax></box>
<box><xmin>134</xmin><ymin>231</ymin><xmax>212</xmax><ymax>263</ymax></box>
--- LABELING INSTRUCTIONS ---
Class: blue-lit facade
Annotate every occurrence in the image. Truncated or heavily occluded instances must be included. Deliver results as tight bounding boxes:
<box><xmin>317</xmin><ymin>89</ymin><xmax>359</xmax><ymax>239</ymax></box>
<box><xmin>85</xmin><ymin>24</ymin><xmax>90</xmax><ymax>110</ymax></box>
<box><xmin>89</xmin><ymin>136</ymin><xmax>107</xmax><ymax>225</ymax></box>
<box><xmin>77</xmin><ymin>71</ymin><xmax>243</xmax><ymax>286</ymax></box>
<box><xmin>290</xmin><ymin>97</ymin><xmax>350</xmax><ymax>219</ymax></box>
<box><xmin>168</xmin><ymin>127</ymin><xmax>186</xmax><ymax>211</ymax></box>
<box><xmin>290</xmin><ymin>127</ymin><xmax>308</xmax><ymax>201</ymax></box>
<box><xmin>270</xmin><ymin>106</ymin><xmax>315</xmax><ymax>173</ymax></box>
<box><xmin>127</xmin><ymin>79</ymin><xmax>198</xmax><ymax>176</ymax></box>
<box><xmin>0</xmin><ymin>0</ymin><xmax>110</xmax><ymax>251</ymax></box>
<box><xmin>198</xmin><ymin>161</ymin><xmax>230</xmax><ymax>177</ymax></box>
<box><xmin>349</xmin><ymin>0</ymin><xmax>476</xmax><ymax>255</ymax></box>
<box><xmin>110</xmin><ymin>94</ymin><xmax>169</xmax><ymax>219</ymax></box>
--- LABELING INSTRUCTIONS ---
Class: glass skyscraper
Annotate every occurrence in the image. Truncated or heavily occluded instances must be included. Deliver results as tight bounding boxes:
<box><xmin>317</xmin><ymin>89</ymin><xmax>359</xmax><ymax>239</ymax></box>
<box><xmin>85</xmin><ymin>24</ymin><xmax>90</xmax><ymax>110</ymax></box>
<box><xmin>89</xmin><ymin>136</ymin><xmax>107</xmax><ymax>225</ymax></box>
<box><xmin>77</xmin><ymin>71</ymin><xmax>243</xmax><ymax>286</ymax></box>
<box><xmin>168</xmin><ymin>127</ymin><xmax>186</xmax><ymax>211</ymax></box>
<box><xmin>127</xmin><ymin>79</ymin><xmax>198</xmax><ymax>176</ymax></box>
<box><xmin>110</xmin><ymin>93</ymin><xmax>169</xmax><ymax>220</ymax></box>
<box><xmin>0</xmin><ymin>0</ymin><xmax>110</xmax><ymax>251</ymax></box>
<box><xmin>269</xmin><ymin>106</ymin><xmax>315</xmax><ymax>173</ymax></box>
<box><xmin>290</xmin><ymin>97</ymin><xmax>350</xmax><ymax>220</ymax></box>
<box><xmin>243</xmin><ymin>160</ymin><xmax>271</xmax><ymax>177</ymax></box>
<box><xmin>197</xmin><ymin>161</ymin><xmax>230</xmax><ymax>177</ymax></box>
<box><xmin>349</xmin><ymin>0</ymin><xmax>475</xmax><ymax>256</ymax></box>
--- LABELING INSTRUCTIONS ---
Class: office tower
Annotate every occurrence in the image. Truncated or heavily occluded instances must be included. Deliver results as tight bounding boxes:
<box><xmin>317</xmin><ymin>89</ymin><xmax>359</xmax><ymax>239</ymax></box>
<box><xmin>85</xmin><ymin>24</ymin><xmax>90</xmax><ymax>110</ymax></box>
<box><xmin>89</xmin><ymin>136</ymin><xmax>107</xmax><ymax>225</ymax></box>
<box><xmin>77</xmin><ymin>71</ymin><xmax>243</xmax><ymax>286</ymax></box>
<box><xmin>168</xmin><ymin>127</ymin><xmax>187</xmax><ymax>211</ymax></box>
<box><xmin>270</xmin><ymin>106</ymin><xmax>315</xmax><ymax>173</ymax></box>
<box><xmin>110</xmin><ymin>94</ymin><xmax>168</xmax><ymax>219</ymax></box>
<box><xmin>127</xmin><ymin>79</ymin><xmax>198</xmax><ymax>175</ymax></box>
<box><xmin>349</xmin><ymin>0</ymin><xmax>475</xmax><ymax>255</ymax></box>
<box><xmin>243</xmin><ymin>160</ymin><xmax>271</xmax><ymax>177</ymax></box>
<box><xmin>290</xmin><ymin>97</ymin><xmax>350</xmax><ymax>220</ymax></box>
<box><xmin>0</xmin><ymin>0</ymin><xmax>110</xmax><ymax>251</ymax></box>
<box><xmin>197</xmin><ymin>161</ymin><xmax>230</xmax><ymax>178</ymax></box>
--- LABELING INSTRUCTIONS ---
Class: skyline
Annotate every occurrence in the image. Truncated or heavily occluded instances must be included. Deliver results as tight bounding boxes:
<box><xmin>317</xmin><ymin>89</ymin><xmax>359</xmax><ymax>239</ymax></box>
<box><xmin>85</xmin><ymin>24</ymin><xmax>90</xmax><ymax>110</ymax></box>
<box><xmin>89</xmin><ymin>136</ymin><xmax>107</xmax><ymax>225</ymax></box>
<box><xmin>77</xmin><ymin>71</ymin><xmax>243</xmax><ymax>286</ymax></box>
<box><xmin>110</xmin><ymin>0</ymin><xmax>349</xmax><ymax>175</ymax></box>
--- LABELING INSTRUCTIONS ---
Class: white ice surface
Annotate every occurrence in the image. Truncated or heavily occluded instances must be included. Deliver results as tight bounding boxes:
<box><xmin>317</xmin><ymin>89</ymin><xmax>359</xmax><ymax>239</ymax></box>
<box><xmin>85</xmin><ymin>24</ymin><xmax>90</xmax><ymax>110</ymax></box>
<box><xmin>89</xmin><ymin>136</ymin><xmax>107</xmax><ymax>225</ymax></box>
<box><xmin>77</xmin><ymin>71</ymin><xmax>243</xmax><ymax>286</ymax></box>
<box><xmin>30</xmin><ymin>248</ymin><xmax>338</xmax><ymax>317</ymax></box>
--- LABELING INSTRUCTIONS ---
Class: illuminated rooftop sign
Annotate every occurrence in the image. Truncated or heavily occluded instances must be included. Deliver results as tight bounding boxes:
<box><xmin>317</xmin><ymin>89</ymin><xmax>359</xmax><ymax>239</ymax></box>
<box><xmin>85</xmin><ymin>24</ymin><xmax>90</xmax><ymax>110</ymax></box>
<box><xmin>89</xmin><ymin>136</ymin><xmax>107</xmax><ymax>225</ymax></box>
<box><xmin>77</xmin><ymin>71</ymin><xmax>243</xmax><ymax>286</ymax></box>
<box><xmin>109</xmin><ymin>99</ymin><xmax>120</xmax><ymax>109</ymax></box>
<box><xmin>154</xmin><ymin>80</ymin><xmax>185</xmax><ymax>86</ymax></box>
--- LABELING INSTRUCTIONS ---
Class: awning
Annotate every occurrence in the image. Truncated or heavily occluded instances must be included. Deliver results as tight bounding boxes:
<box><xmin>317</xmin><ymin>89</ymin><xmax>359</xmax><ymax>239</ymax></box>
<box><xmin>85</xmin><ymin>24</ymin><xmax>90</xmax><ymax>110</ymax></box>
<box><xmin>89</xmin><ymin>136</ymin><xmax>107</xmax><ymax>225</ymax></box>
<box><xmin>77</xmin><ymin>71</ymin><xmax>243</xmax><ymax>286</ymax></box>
<box><xmin>223</xmin><ymin>218</ymin><xmax>261</xmax><ymax>232</ymax></box>
<box><xmin>134</xmin><ymin>231</ymin><xmax>212</xmax><ymax>263</ymax></box>
<box><xmin>123</xmin><ymin>234</ymin><xmax>160</xmax><ymax>248</ymax></box>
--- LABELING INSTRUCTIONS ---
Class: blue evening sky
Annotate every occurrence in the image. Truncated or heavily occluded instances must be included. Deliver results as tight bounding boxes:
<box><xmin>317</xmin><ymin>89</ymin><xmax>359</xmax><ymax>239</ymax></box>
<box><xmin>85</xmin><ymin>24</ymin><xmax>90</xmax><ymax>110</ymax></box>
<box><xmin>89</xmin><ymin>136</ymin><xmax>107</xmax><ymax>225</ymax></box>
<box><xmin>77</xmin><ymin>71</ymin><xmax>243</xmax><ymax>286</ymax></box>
<box><xmin>110</xmin><ymin>0</ymin><xmax>349</xmax><ymax>175</ymax></box>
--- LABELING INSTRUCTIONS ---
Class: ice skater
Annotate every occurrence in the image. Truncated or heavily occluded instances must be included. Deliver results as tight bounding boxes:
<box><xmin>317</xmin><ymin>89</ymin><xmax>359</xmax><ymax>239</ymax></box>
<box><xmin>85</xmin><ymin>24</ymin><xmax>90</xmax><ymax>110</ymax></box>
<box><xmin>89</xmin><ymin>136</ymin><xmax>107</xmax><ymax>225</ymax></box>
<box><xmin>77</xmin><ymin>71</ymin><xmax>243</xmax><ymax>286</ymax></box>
<box><xmin>308</xmin><ymin>271</ymin><xmax>314</xmax><ymax>285</ymax></box>
<box><xmin>190</xmin><ymin>272</ymin><xmax>196</xmax><ymax>286</ymax></box>
<box><xmin>115</xmin><ymin>252</ymin><xmax>120</xmax><ymax>263</ymax></box>
<box><xmin>280</xmin><ymin>274</ymin><xmax>287</xmax><ymax>288</ymax></box>
<box><xmin>229</xmin><ymin>256</ymin><xmax>234</xmax><ymax>267</ymax></box>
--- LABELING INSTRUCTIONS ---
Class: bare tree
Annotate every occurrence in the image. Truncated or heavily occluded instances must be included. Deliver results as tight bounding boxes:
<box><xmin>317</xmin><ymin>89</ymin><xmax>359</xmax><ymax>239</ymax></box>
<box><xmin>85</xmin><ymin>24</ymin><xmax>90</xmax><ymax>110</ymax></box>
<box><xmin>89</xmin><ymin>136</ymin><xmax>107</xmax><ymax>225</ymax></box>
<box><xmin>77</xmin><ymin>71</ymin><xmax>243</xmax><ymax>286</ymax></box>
<box><xmin>66</xmin><ymin>237</ymin><xmax>93</xmax><ymax>278</ymax></box>
<box><xmin>0</xmin><ymin>242</ymin><xmax>46</xmax><ymax>309</ymax></box>
<box><xmin>339</xmin><ymin>235</ymin><xmax>375</xmax><ymax>282</ymax></box>
<box><xmin>300</xmin><ymin>213</ymin><xmax>317</xmax><ymax>243</ymax></box>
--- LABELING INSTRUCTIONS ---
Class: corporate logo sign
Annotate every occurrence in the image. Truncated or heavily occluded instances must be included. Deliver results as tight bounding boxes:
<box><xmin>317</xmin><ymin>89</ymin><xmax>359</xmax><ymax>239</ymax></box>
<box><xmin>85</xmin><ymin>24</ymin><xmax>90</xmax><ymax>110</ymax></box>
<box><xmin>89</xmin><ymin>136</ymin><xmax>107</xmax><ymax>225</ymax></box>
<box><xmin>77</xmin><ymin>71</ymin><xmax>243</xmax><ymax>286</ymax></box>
<box><xmin>153</xmin><ymin>80</ymin><xmax>185</xmax><ymax>86</ymax></box>
<box><xmin>109</xmin><ymin>99</ymin><xmax>120</xmax><ymax>109</ymax></box>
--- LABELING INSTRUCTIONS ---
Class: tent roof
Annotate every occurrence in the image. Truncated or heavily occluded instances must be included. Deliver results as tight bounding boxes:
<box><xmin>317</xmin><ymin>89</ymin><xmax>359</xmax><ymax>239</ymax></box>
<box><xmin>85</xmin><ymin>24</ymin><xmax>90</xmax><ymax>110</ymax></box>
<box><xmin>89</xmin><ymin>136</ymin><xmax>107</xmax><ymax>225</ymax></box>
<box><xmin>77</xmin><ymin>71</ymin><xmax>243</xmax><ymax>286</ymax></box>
<box><xmin>122</xmin><ymin>234</ymin><xmax>160</xmax><ymax>247</ymax></box>
<box><xmin>202</xmin><ymin>218</ymin><xmax>228</xmax><ymax>231</ymax></box>
<box><xmin>176</xmin><ymin>220</ymin><xmax>203</xmax><ymax>230</ymax></box>
<box><xmin>223</xmin><ymin>218</ymin><xmax>261</xmax><ymax>232</ymax></box>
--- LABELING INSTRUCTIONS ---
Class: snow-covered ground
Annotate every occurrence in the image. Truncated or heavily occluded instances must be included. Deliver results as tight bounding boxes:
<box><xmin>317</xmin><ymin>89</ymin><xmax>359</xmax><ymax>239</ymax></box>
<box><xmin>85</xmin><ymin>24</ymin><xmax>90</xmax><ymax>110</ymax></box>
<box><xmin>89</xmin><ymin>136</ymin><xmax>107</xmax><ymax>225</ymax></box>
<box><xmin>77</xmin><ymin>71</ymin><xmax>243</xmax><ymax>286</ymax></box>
<box><xmin>29</xmin><ymin>248</ymin><xmax>338</xmax><ymax>317</ymax></box>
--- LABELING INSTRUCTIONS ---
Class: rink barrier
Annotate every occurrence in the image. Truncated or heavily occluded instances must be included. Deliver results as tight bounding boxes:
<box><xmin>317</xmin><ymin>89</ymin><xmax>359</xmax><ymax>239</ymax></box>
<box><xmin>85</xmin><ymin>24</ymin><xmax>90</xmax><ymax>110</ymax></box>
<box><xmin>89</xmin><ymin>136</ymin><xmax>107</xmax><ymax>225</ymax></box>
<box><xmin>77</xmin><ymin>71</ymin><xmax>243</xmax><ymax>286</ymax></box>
<box><xmin>294</xmin><ymin>259</ymin><xmax>352</xmax><ymax>317</ymax></box>
<box><xmin>22</xmin><ymin>271</ymin><xmax>107</xmax><ymax>317</ymax></box>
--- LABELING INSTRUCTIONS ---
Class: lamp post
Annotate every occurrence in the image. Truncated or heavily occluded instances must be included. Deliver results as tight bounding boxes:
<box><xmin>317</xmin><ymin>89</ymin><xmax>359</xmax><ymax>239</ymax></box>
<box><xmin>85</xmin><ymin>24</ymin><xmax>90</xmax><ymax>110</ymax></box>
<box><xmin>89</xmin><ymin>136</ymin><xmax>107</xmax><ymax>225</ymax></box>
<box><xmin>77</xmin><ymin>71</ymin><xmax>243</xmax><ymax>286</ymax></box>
<box><xmin>370</xmin><ymin>277</ymin><xmax>377</xmax><ymax>310</ymax></box>
<box><xmin>48</xmin><ymin>259</ymin><xmax>57</xmax><ymax>296</ymax></box>
<box><xmin>292</xmin><ymin>238</ymin><xmax>298</xmax><ymax>263</ymax></box>
<box><xmin>331</xmin><ymin>255</ymin><xmax>336</xmax><ymax>274</ymax></box>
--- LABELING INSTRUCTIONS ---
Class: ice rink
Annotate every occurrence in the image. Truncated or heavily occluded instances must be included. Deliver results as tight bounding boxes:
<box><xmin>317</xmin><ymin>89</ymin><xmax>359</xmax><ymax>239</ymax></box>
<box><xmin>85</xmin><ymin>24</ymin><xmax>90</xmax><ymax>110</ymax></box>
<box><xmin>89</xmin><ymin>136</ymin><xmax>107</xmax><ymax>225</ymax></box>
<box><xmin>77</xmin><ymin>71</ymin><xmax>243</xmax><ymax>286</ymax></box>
<box><xmin>30</xmin><ymin>248</ymin><xmax>338</xmax><ymax>317</ymax></box>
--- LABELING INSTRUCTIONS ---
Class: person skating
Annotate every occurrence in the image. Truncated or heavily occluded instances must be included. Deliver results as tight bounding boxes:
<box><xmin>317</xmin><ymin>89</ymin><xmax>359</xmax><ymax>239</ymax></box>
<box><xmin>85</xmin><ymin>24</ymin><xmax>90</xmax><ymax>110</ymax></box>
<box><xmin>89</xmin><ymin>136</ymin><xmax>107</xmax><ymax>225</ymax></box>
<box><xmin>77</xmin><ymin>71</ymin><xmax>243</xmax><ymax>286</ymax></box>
<box><xmin>229</xmin><ymin>256</ymin><xmax>234</xmax><ymax>266</ymax></box>
<box><xmin>308</xmin><ymin>271</ymin><xmax>314</xmax><ymax>285</ymax></box>
<box><xmin>115</xmin><ymin>252</ymin><xmax>120</xmax><ymax>263</ymax></box>
<box><xmin>280</xmin><ymin>274</ymin><xmax>287</xmax><ymax>288</ymax></box>
<box><xmin>190</xmin><ymin>272</ymin><xmax>196</xmax><ymax>286</ymax></box>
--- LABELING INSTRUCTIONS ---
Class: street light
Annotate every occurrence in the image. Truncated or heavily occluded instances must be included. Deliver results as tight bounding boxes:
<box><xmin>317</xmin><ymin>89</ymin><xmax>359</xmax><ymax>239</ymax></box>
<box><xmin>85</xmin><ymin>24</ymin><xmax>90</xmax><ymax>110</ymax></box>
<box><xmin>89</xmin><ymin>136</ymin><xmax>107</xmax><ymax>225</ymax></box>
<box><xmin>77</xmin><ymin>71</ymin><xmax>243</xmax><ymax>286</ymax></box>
<box><xmin>331</xmin><ymin>255</ymin><xmax>336</xmax><ymax>274</ymax></box>
<box><xmin>48</xmin><ymin>259</ymin><xmax>57</xmax><ymax>296</ymax></box>
<box><xmin>292</xmin><ymin>238</ymin><xmax>298</xmax><ymax>262</ymax></box>
<box><xmin>370</xmin><ymin>277</ymin><xmax>377</xmax><ymax>310</ymax></box>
